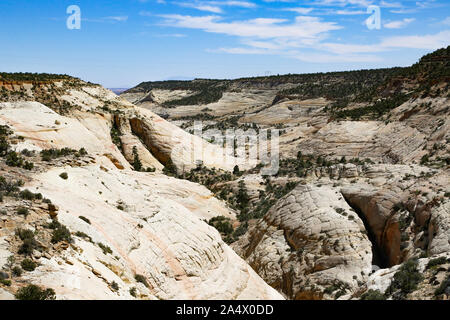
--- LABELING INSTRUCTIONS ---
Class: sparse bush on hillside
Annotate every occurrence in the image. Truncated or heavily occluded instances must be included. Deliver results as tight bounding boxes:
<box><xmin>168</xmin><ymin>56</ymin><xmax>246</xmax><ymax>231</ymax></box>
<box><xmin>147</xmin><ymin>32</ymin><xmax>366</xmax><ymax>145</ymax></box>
<box><xmin>17</xmin><ymin>207</ymin><xmax>29</xmax><ymax>217</ymax></box>
<box><xmin>132</xmin><ymin>146</ymin><xmax>143</xmax><ymax>172</ymax></box>
<box><xmin>12</xmin><ymin>266</ymin><xmax>23</xmax><ymax>277</ymax></box>
<box><xmin>51</xmin><ymin>224</ymin><xmax>72</xmax><ymax>244</ymax></box>
<box><xmin>0</xmin><ymin>72</ymin><xmax>71</xmax><ymax>82</ymax></box>
<box><xmin>79</xmin><ymin>216</ymin><xmax>91</xmax><ymax>224</ymax></box>
<box><xmin>98</xmin><ymin>242</ymin><xmax>113</xmax><ymax>255</ymax></box>
<box><xmin>110</xmin><ymin>124</ymin><xmax>122</xmax><ymax>149</ymax></box>
<box><xmin>426</xmin><ymin>257</ymin><xmax>448</xmax><ymax>269</ymax></box>
<box><xmin>434</xmin><ymin>275</ymin><xmax>450</xmax><ymax>297</ymax></box>
<box><xmin>16</xmin><ymin>228</ymin><xmax>37</xmax><ymax>255</ymax></box>
<box><xmin>21</xmin><ymin>258</ymin><xmax>37</xmax><ymax>272</ymax></box>
<box><xmin>0</xmin><ymin>176</ymin><xmax>23</xmax><ymax>195</ymax></box>
<box><xmin>162</xmin><ymin>159</ymin><xmax>177</xmax><ymax>176</ymax></box>
<box><xmin>129</xmin><ymin>287</ymin><xmax>137</xmax><ymax>297</ymax></box>
<box><xmin>334</xmin><ymin>93</ymin><xmax>410</xmax><ymax>120</ymax></box>
<box><xmin>208</xmin><ymin>216</ymin><xmax>233</xmax><ymax>236</ymax></box>
<box><xmin>41</xmin><ymin>148</ymin><xmax>84</xmax><ymax>161</ymax></box>
<box><xmin>48</xmin><ymin>220</ymin><xmax>73</xmax><ymax>243</ymax></box>
<box><xmin>19</xmin><ymin>189</ymin><xmax>42</xmax><ymax>201</ymax></box>
<box><xmin>135</xmin><ymin>274</ymin><xmax>149</xmax><ymax>288</ymax></box>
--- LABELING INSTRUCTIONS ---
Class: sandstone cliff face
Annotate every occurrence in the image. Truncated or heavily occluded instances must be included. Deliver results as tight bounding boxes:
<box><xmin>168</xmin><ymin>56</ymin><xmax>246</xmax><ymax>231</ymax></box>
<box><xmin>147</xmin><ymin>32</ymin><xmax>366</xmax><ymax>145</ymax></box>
<box><xmin>122</xmin><ymin>107</ymin><xmax>255</xmax><ymax>173</ymax></box>
<box><xmin>233</xmin><ymin>185</ymin><xmax>373</xmax><ymax>300</ymax></box>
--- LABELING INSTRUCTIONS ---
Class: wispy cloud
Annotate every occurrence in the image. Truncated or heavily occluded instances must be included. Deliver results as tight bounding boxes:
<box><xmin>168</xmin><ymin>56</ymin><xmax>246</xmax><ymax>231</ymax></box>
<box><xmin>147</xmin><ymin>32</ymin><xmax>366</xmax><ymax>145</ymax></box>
<box><xmin>175</xmin><ymin>2</ymin><xmax>223</xmax><ymax>13</ymax></box>
<box><xmin>150</xmin><ymin>1</ymin><xmax>450</xmax><ymax>64</ymax></box>
<box><xmin>104</xmin><ymin>16</ymin><xmax>129</xmax><ymax>22</ymax></box>
<box><xmin>384</xmin><ymin>18</ymin><xmax>415</xmax><ymax>29</ymax></box>
<box><xmin>82</xmin><ymin>16</ymin><xmax>128</xmax><ymax>23</ymax></box>
<box><xmin>174</xmin><ymin>1</ymin><xmax>256</xmax><ymax>13</ymax></box>
<box><xmin>160</xmin><ymin>14</ymin><xmax>341</xmax><ymax>39</ymax></box>
<box><xmin>283</xmin><ymin>7</ymin><xmax>315</xmax><ymax>14</ymax></box>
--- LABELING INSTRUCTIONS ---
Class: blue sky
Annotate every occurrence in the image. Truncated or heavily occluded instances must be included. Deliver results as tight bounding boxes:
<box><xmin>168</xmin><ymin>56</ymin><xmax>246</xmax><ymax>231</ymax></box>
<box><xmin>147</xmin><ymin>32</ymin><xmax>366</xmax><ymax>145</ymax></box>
<box><xmin>0</xmin><ymin>0</ymin><xmax>448</xmax><ymax>87</ymax></box>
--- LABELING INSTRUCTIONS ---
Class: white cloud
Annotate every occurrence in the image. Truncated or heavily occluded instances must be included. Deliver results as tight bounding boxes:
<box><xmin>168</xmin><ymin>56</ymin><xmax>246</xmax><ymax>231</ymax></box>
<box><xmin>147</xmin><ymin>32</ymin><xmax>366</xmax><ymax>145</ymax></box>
<box><xmin>160</xmin><ymin>14</ymin><xmax>342</xmax><ymax>39</ymax></box>
<box><xmin>442</xmin><ymin>17</ymin><xmax>450</xmax><ymax>26</ymax></box>
<box><xmin>154</xmin><ymin>3</ymin><xmax>450</xmax><ymax>64</ymax></box>
<box><xmin>82</xmin><ymin>16</ymin><xmax>128</xmax><ymax>23</ymax></box>
<box><xmin>384</xmin><ymin>18</ymin><xmax>415</xmax><ymax>29</ymax></box>
<box><xmin>309</xmin><ymin>0</ymin><xmax>373</xmax><ymax>7</ymax></box>
<box><xmin>335</xmin><ymin>9</ymin><xmax>366</xmax><ymax>14</ymax></box>
<box><xmin>380</xmin><ymin>30</ymin><xmax>450</xmax><ymax>49</ymax></box>
<box><xmin>379</xmin><ymin>1</ymin><xmax>403</xmax><ymax>8</ymax></box>
<box><xmin>322</xmin><ymin>30</ymin><xmax>450</xmax><ymax>54</ymax></box>
<box><xmin>283</xmin><ymin>8</ymin><xmax>315</xmax><ymax>14</ymax></box>
<box><xmin>174</xmin><ymin>1</ymin><xmax>256</xmax><ymax>13</ymax></box>
<box><xmin>211</xmin><ymin>1</ymin><xmax>257</xmax><ymax>8</ymax></box>
<box><xmin>176</xmin><ymin>2</ymin><xmax>223</xmax><ymax>13</ymax></box>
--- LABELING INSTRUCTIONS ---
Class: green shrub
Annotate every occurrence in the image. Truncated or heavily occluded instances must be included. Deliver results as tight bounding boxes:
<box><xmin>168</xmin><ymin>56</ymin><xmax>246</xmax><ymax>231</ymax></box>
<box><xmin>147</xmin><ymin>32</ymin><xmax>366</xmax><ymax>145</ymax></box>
<box><xmin>16</xmin><ymin>228</ymin><xmax>35</xmax><ymax>241</ymax></box>
<box><xmin>129</xmin><ymin>287</ymin><xmax>137</xmax><ymax>297</ymax></box>
<box><xmin>12</xmin><ymin>266</ymin><xmax>23</xmax><ymax>277</ymax></box>
<box><xmin>19</xmin><ymin>189</ymin><xmax>41</xmax><ymax>200</ymax></box>
<box><xmin>47</xmin><ymin>219</ymin><xmax>63</xmax><ymax>230</ymax></box>
<box><xmin>434</xmin><ymin>275</ymin><xmax>450</xmax><ymax>296</ymax></box>
<box><xmin>41</xmin><ymin>148</ymin><xmax>77</xmax><ymax>161</ymax></box>
<box><xmin>0</xmin><ymin>279</ymin><xmax>11</xmax><ymax>286</ymax></box>
<box><xmin>386</xmin><ymin>259</ymin><xmax>423</xmax><ymax>299</ymax></box>
<box><xmin>18</xmin><ymin>238</ymin><xmax>37</xmax><ymax>255</ymax></box>
<box><xmin>208</xmin><ymin>216</ymin><xmax>234</xmax><ymax>236</ymax></box>
<box><xmin>426</xmin><ymin>257</ymin><xmax>447</xmax><ymax>269</ymax></box>
<box><xmin>132</xmin><ymin>147</ymin><xmax>142</xmax><ymax>172</ymax></box>
<box><xmin>162</xmin><ymin>159</ymin><xmax>177</xmax><ymax>176</ymax></box>
<box><xmin>110</xmin><ymin>126</ymin><xmax>122</xmax><ymax>149</ymax></box>
<box><xmin>98</xmin><ymin>242</ymin><xmax>113</xmax><ymax>255</ymax></box>
<box><xmin>134</xmin><ymin>274</ymin><xmax>149</xmax><ymax>288</ymax></box>
<box><xmin>17</xmin><ymin>207</ymin><xmax>29</xmax><ymax>217</ymax></box>
<box><xmin>23</xmin><ymin>161</ymin><xmax>34</xmax><ymax>170</ymax></box>
<box><xmin>15</xmin><ymin>284</ymin><xmax>56</xmax><ymax>300</ymax></box>
<box><xmin>5</xmin><ymin>151</ymin><xmax>24</xmax><ymax>167</ymax></box>
<box><xmin>59</xmin><ymin>172</ymin><xmax>68</xmax><ymax>180</ymax></box>
<box><xmin>75</xmin><ymin>231</ymin><xmax>92</xmax><ymax>242</ymax></box>
<box><xmin>51</xmin><ymin>224</ymin><xmax>72</xmax><ymax>243</ymax></box>
<box><xmin>21</xmin><ymin>259</ymin><xmax>37</xmax><ymax>271</ymax></box>
<box><xmin>0</xmin><ymin>176</ymin><xmax>22</xmax><ymax>194</ymax></box>
<box><xmin>79</xmin><ymin>216</ymin><xmax>91</xmax><ymax>224</ymax></box>
<box><xmin>111</xmin><ymin>281</ymin><xmax>119</xmax><ymax>291</ymax></box>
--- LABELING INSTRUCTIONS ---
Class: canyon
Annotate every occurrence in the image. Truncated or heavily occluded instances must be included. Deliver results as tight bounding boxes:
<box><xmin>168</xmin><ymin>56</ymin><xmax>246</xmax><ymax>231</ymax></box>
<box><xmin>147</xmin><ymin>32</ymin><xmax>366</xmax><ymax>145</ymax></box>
<box><xmin>0</xmin><ymin>47</ymin><xmax>449</xmax><ymax>300</ymax></box>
